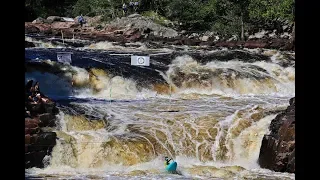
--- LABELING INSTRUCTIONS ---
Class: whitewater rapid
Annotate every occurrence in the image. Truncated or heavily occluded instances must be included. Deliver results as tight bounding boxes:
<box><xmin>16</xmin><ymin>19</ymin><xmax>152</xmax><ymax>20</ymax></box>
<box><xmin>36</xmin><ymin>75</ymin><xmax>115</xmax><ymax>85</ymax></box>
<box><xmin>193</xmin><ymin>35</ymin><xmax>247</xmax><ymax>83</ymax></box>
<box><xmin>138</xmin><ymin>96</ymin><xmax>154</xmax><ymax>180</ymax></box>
<box><xmin>25</xmin><ymin>36</ymin><xmax>295</xmax><ymax>179</ymax></box>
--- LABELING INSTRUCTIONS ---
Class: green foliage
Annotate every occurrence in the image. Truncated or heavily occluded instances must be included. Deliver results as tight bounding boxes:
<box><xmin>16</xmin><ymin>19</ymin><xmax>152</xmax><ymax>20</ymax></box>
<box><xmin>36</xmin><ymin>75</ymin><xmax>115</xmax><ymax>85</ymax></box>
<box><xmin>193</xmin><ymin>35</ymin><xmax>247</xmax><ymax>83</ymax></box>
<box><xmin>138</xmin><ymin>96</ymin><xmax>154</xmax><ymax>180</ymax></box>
<box><xmin>165</xmin><ymin>0</ymin><xmax>218</xmax><ymax>30</ymax></box>
<box><xmin>25</xmin><ymin>0</ymin><xmax>295</xmax><ymax>36</ymax></box>
<box><xmin>141</xmin><ymin>11</ymin><xmax>172</xmax><ymax>26</ymax></box>
<box><xmin>248</xmin><ymin>0</ymin><xmax>294</xmax><ymax>22</ymax></box>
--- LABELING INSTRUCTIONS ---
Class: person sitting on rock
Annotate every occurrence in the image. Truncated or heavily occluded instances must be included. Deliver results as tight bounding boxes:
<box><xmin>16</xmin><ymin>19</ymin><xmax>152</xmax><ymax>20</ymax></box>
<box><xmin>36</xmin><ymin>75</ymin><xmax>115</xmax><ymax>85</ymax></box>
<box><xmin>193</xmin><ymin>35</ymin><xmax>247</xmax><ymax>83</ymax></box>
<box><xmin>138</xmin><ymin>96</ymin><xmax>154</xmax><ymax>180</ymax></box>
<box><xmin>33</xmin><ymin>81</ymin><xmax>47</xmax><ymax>98</ymax></box>
<box><xmin>36</xmin><ymin>93</ymin><xmax>50</xmax><ymax>103</ymax></box>
<box><xmin>28</xmin><ymin>87</ymin><xmax>49</xmax><ymax>104</ymax></box>
<box><xmin>34</xmin><ymin>81</ymin><xmax>40</xmax><ymax>94</ymax></box>
<box><xmin>28</xmin><ymin>88</ymin><xmax>40</xmax><ymax>104</ymax></box>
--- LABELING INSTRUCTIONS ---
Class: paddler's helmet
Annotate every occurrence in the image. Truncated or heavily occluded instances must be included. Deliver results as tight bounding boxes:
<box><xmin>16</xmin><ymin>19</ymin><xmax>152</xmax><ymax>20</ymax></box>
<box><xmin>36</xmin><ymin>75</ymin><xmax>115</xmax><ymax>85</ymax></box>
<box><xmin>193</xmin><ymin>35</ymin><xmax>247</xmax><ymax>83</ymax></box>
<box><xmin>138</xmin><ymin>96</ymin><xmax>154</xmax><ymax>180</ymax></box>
<box><xmin>164</xmin><ymin>156</ymin><xmax>168</xmax><ymax>160</ymax></box>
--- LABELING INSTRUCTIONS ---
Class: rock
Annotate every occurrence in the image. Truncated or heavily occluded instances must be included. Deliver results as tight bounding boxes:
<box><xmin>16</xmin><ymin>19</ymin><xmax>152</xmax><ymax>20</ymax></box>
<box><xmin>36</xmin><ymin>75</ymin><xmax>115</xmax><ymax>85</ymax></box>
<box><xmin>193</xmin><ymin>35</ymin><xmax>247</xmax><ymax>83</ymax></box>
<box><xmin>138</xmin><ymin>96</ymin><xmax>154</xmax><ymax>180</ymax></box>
<box><xmin>25</xmin><ymin>134</ymin><xmax>31</xmax><ymax>144</ymax></box>
<box><xmin>28</xmin><ymin>103</ymin><xmax>44</xmax><ymax>114</ymax></box>
<box><xmin>25</xmin><ymin>41</ymin><xmax>35</xmax><ymax>48</ymax></box>
<box><xmin>25</xmin><ymin>122</ymin><xmax>39</xmax><ymax>129</ymax></box>
<box><xmin>128</xmin><ymin>13</ymin><xmax>142</xmax><ymax>18</ymax></box>
<box><xmin>31</xmin><ymin>134</ymin><xmax>38</xmax><ymax>144</ymax></box>
<box><xmin>25</xmin><ymin>144</ymin><xmax>28</xmax><ymax>152</ymax></box>
<box><xmin>248</xmin><ymin>30</ymin><xmax>268</xmax><ymax>39</ymax></box>
<box><xmin>47</xmin><ymin>16</ymin><xmax>62</xmax><ymax>22</ymax></box>
<box><xmin>258</xmin><ymin>97</ymin><xmax>295</xmax><ymax>173</ymax></box>
<box><xmin>25</xmin><ymin>151</ymin><xmax>46</xmax><ymax>168</ymax></box>
<box><xmin>269</xmin><ymin>39</ymin><xmax>287</xmax><ymax>49</ymax></box>
<box><xmin>25</xmin><ymin>23</ymin><xmax>52</xmax><ymax>34</ymax></box>
<box><xmin>30</xmin><ymin>132</ymin><xmax>57</xmax><ymax>152</ymax></box>
<box><xmin>36</xmin><ymin>132</ymin><xmax>57</xmax><ymax>147</ymax></box>
<box><xmin>51</xmin><ymin>22</ymin><xmax>77</xmax><ymax>30</ymax></box>
<box><xmin>106</xmin><ymin>14</ymin><xmax>178</xmax><ymax>38</ymax></box>
<box><xmin>200</xmin><ymin>35</ymin><xmax>209</xmax><ymax>42</ymax></box>
<box><xmin>25</xmin><ymin>23</ymin><xmax>40</xmax><ymax>34</ymax></box>
<box><xmin>38</xmin><ymin>113</ymin><xmax>56</xmax><ymax>127</ymax></box>
<box><xmin>124</xmin><ymin>28</ymin><xmax>139</xmax><ymax>37</ymax></box>
<box><xmin>43</xmin><ymin>102</ymin><xmax>58</xmax><ymax>114</ymax></box>
<box><xmin>244</xmin><ymin>40</ymin><xmax>268</xmax><ymax>49</ymax></box>
<box><xmin>32</xmin><ymin>17</ymin><xmax>46</xmax><ymax>24</ymax></box>
<box><xmin>25</xmin><ymin>118</ymin><xmax>40</xmax><ymax>124</ymax></box>
<box><xmin>25</xmin><ymin>127</ymin><xmax>40</xmax><ymax>135</ymax></box>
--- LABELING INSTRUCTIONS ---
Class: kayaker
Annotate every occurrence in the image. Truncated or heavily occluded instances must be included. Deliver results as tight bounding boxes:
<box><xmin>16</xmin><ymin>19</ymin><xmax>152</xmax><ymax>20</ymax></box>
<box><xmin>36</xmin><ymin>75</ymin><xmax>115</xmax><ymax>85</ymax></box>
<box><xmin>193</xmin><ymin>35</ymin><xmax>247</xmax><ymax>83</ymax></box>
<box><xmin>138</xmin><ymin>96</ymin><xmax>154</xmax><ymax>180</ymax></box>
<box><xmin>164</xmin><ymin>157</ymin><xmax>172</xmax><ymax>166</ymax></box>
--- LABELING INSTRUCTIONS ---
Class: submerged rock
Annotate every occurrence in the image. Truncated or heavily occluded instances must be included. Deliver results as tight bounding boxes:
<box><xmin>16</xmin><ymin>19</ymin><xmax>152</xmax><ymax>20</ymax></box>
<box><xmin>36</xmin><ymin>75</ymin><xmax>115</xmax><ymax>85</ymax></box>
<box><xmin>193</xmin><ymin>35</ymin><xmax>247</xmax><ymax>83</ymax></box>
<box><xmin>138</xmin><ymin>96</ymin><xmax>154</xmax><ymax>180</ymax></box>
<box><xmin>258</xmin><ymin>97</ymin><xmax>295</xmax><ymax>173</ymax></box>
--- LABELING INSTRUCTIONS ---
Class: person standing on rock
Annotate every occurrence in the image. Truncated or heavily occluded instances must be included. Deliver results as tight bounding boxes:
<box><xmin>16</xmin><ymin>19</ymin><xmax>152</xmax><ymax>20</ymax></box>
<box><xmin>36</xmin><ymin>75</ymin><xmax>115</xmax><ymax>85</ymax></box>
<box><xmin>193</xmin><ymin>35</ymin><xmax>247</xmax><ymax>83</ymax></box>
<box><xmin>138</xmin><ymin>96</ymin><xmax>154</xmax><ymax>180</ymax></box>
<box><xmin>134</xmin><ymin>1</ymin><xmax>139</xmax><ymax>12</ymax></box>
<box><xmin>78</xmin><ymin>14</ymin><xmax>85</xmax><ymax>28</ymax></box>
<box><xmin>129</xmin><ymin>0</ymin><xmax>134</xmax><ymax>13</ymax></box>
<box><xmin>122</xmin><ymin>3</ymin><xmax>128</xmax><ymax>16</ymax></box>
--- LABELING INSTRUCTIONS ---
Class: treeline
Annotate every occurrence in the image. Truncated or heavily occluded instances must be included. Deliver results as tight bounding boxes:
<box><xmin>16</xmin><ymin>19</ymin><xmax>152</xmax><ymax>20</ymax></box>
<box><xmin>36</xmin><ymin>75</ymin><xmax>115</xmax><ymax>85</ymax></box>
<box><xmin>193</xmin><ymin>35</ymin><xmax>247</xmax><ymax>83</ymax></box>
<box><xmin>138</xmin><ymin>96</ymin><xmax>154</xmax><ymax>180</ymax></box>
<box><xmin>25</xmin><ymin>0</ymin><xmax>294</xmax><ymax>39</ymax></box>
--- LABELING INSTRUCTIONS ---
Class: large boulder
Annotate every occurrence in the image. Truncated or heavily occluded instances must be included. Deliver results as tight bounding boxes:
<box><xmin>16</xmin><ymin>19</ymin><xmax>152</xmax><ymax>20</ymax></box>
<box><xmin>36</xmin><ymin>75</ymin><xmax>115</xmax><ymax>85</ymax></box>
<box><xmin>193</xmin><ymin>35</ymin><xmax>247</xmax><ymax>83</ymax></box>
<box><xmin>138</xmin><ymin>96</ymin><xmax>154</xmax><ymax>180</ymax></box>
<box><xmin>38</xmin><ymin>113</ymin><xmax>56</xmax><ymax>127</ymax></box>
<box><xmin>32</xmin><ymin>17</ymin><xmax>46</xmax><ymax>24</ymax></box>
<box><xmin>47</xmin><ymin>16</ymin><xmax>62</xmax><ymax>22</ymax></box>
<box><xmin>25</xmin><ymin>41</ymin><xmax>35</xmax><ymax>48</ymax></box>
<box><xmin>105</xmin><ymin>14</ymin><xmax>178</xmax><ymax>38</ymax></box>
<box><xmin>51</xmin><ymin>22</ymin><xmax>77</xmax><ymax>30</ymax></box>
<box><xmin>258</xmin><ymin>97</ymin><xmax>295</xmax><ymax>173</ymax></box>
<box><xmin>25</xmin><ymin>23</ymin><xmax>52</xmax><ymax>34</ymax></box>
<box><xmin>25</xmin><ymin>132</ymin><xmax>57</xmax><ymax>168</ymax></box>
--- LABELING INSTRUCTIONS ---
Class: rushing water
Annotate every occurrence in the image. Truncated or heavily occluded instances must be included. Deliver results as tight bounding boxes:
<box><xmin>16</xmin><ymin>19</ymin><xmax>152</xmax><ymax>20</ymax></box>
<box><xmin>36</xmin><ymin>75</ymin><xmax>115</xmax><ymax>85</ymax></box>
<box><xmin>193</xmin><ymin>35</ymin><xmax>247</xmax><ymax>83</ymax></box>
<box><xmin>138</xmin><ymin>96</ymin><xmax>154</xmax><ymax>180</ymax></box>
<box><xmin>25</xmin><ymin>36</ymin><xmax>295</xmax><ymax>179</ymax></box>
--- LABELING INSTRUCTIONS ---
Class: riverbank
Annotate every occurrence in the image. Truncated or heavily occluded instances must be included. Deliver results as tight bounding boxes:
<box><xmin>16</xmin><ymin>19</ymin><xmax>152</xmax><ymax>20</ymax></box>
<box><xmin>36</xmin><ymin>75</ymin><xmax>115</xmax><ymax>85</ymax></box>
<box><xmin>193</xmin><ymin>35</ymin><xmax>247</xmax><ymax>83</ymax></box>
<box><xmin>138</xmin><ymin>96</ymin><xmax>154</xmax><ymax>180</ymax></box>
<box><xmin>25</xmin><ymin>14</ymin><xmax>294</xmax><ymax>51</ymax></box>
<box><xmin>25</xmin><ymin>82</ymin><xmax>59</xmax><ymax>168</ymax></box>
<box><xmin>258</xmin><ymin>97</ymin><xmax>295</xmax><ymax>173</ymax></box>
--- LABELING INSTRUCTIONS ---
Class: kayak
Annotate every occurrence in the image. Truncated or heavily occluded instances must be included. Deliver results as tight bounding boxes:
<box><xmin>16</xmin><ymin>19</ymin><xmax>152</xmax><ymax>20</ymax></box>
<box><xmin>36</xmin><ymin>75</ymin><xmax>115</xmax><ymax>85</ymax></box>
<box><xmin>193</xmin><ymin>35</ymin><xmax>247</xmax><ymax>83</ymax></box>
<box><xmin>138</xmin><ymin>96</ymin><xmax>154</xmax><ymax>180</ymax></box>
<box><xmin>165</xmin><ymin>161</ymin><xmax>177</xmax><ymax>171</ymax></box>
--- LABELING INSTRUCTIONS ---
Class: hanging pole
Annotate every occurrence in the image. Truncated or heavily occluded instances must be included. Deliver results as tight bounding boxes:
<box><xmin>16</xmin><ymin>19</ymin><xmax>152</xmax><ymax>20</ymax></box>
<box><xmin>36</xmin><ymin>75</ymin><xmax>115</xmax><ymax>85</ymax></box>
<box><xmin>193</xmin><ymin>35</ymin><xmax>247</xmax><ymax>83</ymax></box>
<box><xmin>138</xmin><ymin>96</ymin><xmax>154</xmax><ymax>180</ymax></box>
<box><xmin>61</xmin><ymin>30</ymin><xmax>64</xmax><ymax>44</ymax></box>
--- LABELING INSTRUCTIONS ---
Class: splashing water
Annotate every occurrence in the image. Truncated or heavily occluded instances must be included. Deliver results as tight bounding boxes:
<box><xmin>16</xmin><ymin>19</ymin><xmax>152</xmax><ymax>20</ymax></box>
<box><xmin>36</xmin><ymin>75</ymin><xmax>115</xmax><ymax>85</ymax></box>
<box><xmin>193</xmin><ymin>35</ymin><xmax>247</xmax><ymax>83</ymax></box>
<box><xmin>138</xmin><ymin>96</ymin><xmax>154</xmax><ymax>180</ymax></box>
<box><xmin>25</xmin><ymin>44</ymin><xmax>294</xmax><ymax>179</ymax></box>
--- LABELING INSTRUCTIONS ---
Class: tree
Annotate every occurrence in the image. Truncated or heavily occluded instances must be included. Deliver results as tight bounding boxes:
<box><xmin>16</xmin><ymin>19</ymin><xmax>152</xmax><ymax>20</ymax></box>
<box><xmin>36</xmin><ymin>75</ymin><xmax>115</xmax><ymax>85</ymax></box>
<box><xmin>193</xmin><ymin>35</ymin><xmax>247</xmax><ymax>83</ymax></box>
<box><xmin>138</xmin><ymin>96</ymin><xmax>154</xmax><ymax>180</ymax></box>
<box><xmin>214</xmin><ymin>0</ymin><xmax>250</xmax><ymax>40</ymax></box>
<box><xmin>165</xmin><ymin>0</ymin><xmax>218</xmax><ymax>30</ymax></box>
<box><xmin>248</xmin><ymin>0</ymin><xmax>294</xmax><ymax>22</ymax></box>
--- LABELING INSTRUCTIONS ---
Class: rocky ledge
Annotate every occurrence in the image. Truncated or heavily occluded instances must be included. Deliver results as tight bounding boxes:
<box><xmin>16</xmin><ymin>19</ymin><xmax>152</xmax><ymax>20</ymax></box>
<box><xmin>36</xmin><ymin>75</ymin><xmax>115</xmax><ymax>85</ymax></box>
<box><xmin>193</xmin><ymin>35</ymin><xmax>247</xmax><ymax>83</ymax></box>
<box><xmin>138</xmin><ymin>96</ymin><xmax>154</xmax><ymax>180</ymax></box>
<box><xmin>25</xmin><ymin>84</ymin><xmax>59</xmax><ymax>168</ymax></box>
<box><xmin>25</xmin><ymin>14</ymin><xmax>295</xmax><ymax>51</ymax></box>
<box><xmin>258</xmin><ymin>97</ymin><xmax>295</xmax><ymax>173</ymax></box>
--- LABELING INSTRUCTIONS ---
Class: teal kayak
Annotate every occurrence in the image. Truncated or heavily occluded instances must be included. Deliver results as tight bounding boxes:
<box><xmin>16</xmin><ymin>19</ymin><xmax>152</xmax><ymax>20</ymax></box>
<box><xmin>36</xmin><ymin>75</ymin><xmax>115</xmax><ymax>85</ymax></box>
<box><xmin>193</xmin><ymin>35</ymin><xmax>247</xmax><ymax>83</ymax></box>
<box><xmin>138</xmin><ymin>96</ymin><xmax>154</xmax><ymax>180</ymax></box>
<box><xmin>165</xmin><ymin>161</ymin><xmax>177</xmax><ymax>171</ymax></box>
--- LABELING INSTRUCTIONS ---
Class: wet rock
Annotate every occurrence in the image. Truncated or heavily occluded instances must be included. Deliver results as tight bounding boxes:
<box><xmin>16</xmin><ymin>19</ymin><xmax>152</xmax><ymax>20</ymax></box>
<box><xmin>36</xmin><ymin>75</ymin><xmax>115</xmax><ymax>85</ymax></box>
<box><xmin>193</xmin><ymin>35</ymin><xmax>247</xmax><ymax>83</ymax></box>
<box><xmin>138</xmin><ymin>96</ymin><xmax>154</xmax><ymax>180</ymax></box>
<box><xmin>25</xmin><ymin>118</ymin><xmax>40</xmax><ymax>125</ymax></box>
<box><xmin>25</xmin><ymin>151</ymin><xmax>46</xmax><ymax>168</ymax></box>
<box><xmin>25</xmin><ymin>134</ymin><xmax>31</xmax><ymax>144</ymax></box>
<box><xmin>25</xmin><ymin>86</ymin><xmax>59</xmax><ymax>168</ymax></box>
<box><xmin>258</xmin><ymin>97</ymin><xmax>295</xmax><ymax>173</ymax></box>
<box><xmin>25</xmin><ymin>127</ymin><xmax>40</xmax><ymax>135</ymax></box>
<box><xmin>27</xmin><ymin>132</ymin><xmax>57</xmax><ymax>157</ymax></box>
<box><xmin>31</xmin><ymin>134</ymin><xmax>39</xmax><ymax>144</ymax></box>
<box><xmin>27</xmin><ymin>103</ymin><xmax>44</xmax><ymax>115</ymax></box>
<box><xmin>38</xmin><ymin>113</ymin><xmax>56</xmax><ymax>127</ymax></box>
<box><xmin>43</xmin><ymin>102</ymin><xmax>56</xmax><ymax>114</ymax></box>
<box><xmin>36</xmin><ymin>132</ymin><xmax>57</xmax><ymax>147</ymax></box>
<box><xmin>25</xmin><ymin>122</ymin><xmax>38</xmax><ymax>129</ymax></box>
<box><xmin>25</xmin><ymin>41</ymin><xmax>35</xmax><ymax>48</ymax></box>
